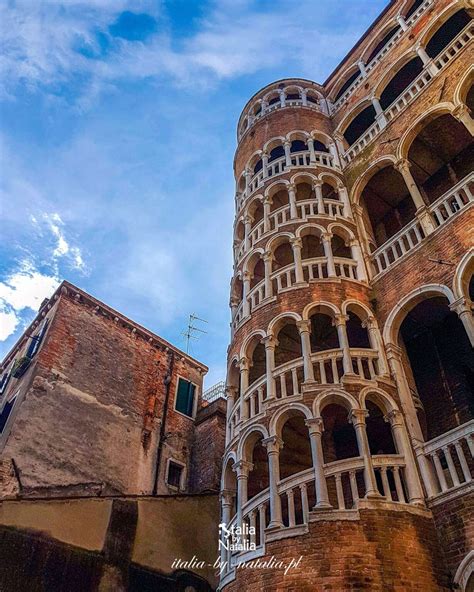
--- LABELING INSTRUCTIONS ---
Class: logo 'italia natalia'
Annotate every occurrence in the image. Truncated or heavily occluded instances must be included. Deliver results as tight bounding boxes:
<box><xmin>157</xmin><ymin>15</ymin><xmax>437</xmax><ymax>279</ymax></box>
<box><xmin>219</xmin><ymin>522</ymin><xmax>257</xmax><ymax>552</ymax></box>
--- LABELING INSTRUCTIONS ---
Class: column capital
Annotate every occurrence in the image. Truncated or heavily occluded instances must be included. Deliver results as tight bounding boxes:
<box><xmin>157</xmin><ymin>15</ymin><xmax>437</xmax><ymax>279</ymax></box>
<box><xmin>263</xmin><ymin>250</ymin><xmax>273</xmax><ymax>263</ymax></box>
<box><xmin>450</xmin><ymin>296</ymin><xmax>472</xmax><ymax>315</ymax></box>
<box><xmin>384</xmin><ymin>343</ymin><xmax>403</xmax><ymax>361</ymax></box>
<box><xmin>225</xmin><ymin>385</ymin><xmax>238</xmax><ymax>399</ymax></box>
<box><xmin>263</xmin><ymin>196</ymin><xmax>273</xmax><ymax>206</ymax></box>
<box><xmin>242</xmin><ymin>270</ymin><xmax>252</xmax><ymax>281</ymax></box>
<box><xmin>361</xmin><ymin>315</ymin><xmax>377</xmax><ymax>330</ymax></box>
<box><xmin>333</xmin><ymin>131</ymin><xmax>344</xmax><ymax>142</ymax></box>
<box><xmin>288</xmin><ymin>183</ymin><xmax>296</xmax><ymax>192</ymax></box>
<box><xmin>243</xmin><ymin>168</ymin><xmax>252</xmax><ymax>178</ymax></box>
<box><xmin>243</xmin><ymin>214</ymin><xmax>254</xmax><ymax>225</ymax></box>
<box><xmin>349</xmin><ymin>408</ymin><xmax>368</xmax><ymax>426</ymax></box>
<box><xmin>262</xmin><ymin>435</ymin><xmax>283</xmax><ymax>453</ymax></box>
<box><xmin>384</xmin><ymin>409</ymin><xmax>404</xmax><ymax>427</ymax></box>
<box><xmin>394</xmin><ymin>158</ymin><xmax>411</xmax><ymax>174</ymax></box>
<box><xmin>333</xmin><ymin>314</ymin><xmax>349</xmax><ymax>327</ymax></box>
<box><xmin>305</xmin><ymin>417</ymin><xmax>324</xmax><ymax>435</ymax></box>
<box><xmin>239</xmin><ymin>356</ymin><xmax>250</xmax><ymax>371</ymax></box>
<box><xmin>312</xmin><ymin>180</ymin><xmax>323</xmax><ymax>189</ymax></box>
<box><xmin>283</xmin><ymin>139</ymin><xmax>291</xmax><ymax>148</ymax></box>
<box><xmin>262</xmin><ymin>335</ymin><xmax>278</xmax><ymax>349</ymax></box>
<box><xmin>452</xmin><ymin>103</ymin><xmax>471</xmax><ymax>121</ymax></box>
<box><xmin>230</xmin><ymin>295</ymin><xmax>240</xmax><ymax>307</ymax></box>
<box><xmin>233</xmin><ymin>460</ymin><xmax>254</xmax><ymax>477</ymax></box>
<box><xmin>306</xmin><ymin>136</ymin><xmax>314</xmax><ymax>144</ymax></box>
<box><xmin>220</xmin><ymin>488</ymin><xmax>236</xmax><ymax>504</ymax></box>
<box><xmin>290</xmin><ymin>237</ymin><xmax>303</xmax><ymax>249</ymax></box>
<box><xmin>296</xmin><ymin>319</ymin><xmax>311</xmax><ymax>334</ymax></box>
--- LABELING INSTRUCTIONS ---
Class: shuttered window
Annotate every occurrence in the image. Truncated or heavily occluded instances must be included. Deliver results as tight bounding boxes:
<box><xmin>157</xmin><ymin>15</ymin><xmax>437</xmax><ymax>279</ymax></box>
<box><xmin>175</xmin><ymin>378</ymin><xmax>196</xmax><ymax>418</ymax></box>
<box><xmin>26</xmin><ymin>319</ymin><xmax>49</xmax><ymax>359</ymax></box>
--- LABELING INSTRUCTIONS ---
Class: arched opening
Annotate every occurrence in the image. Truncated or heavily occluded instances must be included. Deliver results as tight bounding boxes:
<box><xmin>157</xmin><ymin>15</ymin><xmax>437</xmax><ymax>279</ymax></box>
<box><xmin>306</xmin><ymin>90</ymin><xmax>320</xmax><ymax>105</ymax></box>
<box><xmin>274</xmin><ymin>321</ymin><xmax>302</xmax><ymax>368</ymax></box>
<box><xmin>253</xmin><ymin>158</ymin><xmax>263</xmax><ymax>175</ymax></box>
<box><xmin>279</xmin><ymin>415</ymin><xmax>312</xmax><ymax>479</ymax></box>
<box><xmin>331</xmin><ymin>234</ymin><xmax>352</xmax><ymax>259</ymax></box>
<box><xmin>407</xmin><ymin>114</ymin><xmax>473</xmax><ymax>204</ymax></box>
<box><xmin>253</xmin><ymin>102</ymin><xmax>262</xmax><ymax>117</ymax></box>
<box><xmin>248</xmin><ymin>199</ymin><xmax>264</xmax><ymax>229</ymax></box>
<box><xmin>301</xmin><ymin>233</ymin><xmax>325</xmax><ymax>260</ymax></box>
<box><xmin>426</xmin><ymin>10</ymin><xmax>472</xmax><ymax>59</ymax></box>
<box><xmin>399</xmin><ymin>296</ymin><xmax>474</xmax><ymax>440</ymax></box>
<box><xmin>227</xmin><ymin>359</ymin><xmax>241</xmax><ymax>400</ymax></box>
<box><xmin>365</xmin><ymin>400</ymin><xmax>397</xmax><ymax>455</ymax></box>
<box><xmin>321</xmin><ymin>404</ymin><xmax>359</xmax><ymax>462</ymax></box>
<box><xmin>334</xmin><ymin>68</ymin><xmax>361</xmax><ymax>102</ymax></box>
<box><xmin>366</xmin><ymin>24</ymin><xmax>401</xmax><ymax>65</ymax></box>
<box><xmin>290</xmin><ymin>139</ymin><xmax>307</xmax><ymax>153</ymax></box>
<box><xmin>360</xmin><ymin>165</ymin><xmax>417</xmax><ymax>246</ymax></box>
<box><xmin>222</xmin><ymin>458</ymin><xmax>237</xmax><ymax>516</ymax></box>
<box><xmin>379</xmin><ymin>57</ymin><xmax>424</xmax><ymax>110</ymax></box>
<box><xmin>467</xmin><ymin>83</ymin><xmax>474</xmax><ymax>113</ymax></box>
<box><xmin>404</xmin><ymin>0</ymin><xmax>424</xmax><ymax>20</ymax></box>
<box><xmin>295</xmin><ymin>181</ymin><xmax>313</xmax><ymax>203</ymax></box>
<box><xmin>232</xmin><ymin>277</ymin><xmax>243</xmax><ymax>301</ymax></box>
<box><xmin>248</xmin><ymin>255</ymin><xmax>264</xmax><ymax>289</ymax></box>
<box><xmin>343</xmin><ymin>104</ymin><xmax>376</xmax><ymax>146</ymax></box>
<box><xmin>313</xmin><ymin>139</ymin><xmax>329</xmax><ymax>153</ymax></box>
<box><xmin>248</xmin><ymin>340</ymin><xmax>266</xmax><ymax>386</ymax></box>
<box><xmin>310</xmin><ymin>313</ymin><xmax>339</xmax><ymax>352</ymax></box>
<box><xmin>268</xmin><ymin>187</ymin><xmax>289</xmax><ymax>215</ymax></box>
<box><xmin>267</xmin><ymin>92</ymin><xmax>280</xmax><ymax>107</ymax></box>
<box><xmin>268</xmin><ymin>144</ymin><xmax>285</xmax><ymax>163</ymax></box>
<box><xmin>234</xmin><ymin>220</ymin><xmax>244</xmax><ymax>242</ymax></box>
<box><xmin>322</xmin><ymin>181</ymin><xmax>339</xmax><ymax>201</ymax></box>
<box><xmin>272</xmin><ymin>240</ymin><xmax>294</xmax><ymax>271</ymax></box>
<box><xmin>346</xmin><ymin>312</ymin><xmax>371</xmax><ymax>348</ymax></box>
<box><xmin>285</xmin><ymin>87</ymin><xmax>301</xmax><ymax>101</ymax></box>
<box><xmin>247</xmin><ymin>435</ymin><xmax>269</xmax><ymax>500</ymax></box>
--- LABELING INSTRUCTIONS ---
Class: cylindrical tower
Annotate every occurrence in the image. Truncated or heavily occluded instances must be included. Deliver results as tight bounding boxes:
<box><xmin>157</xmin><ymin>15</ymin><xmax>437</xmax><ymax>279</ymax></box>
<box><xmin>220</xmin><ymin>74</ymin><xmax>458</xmax><ymax>591</ymax></box>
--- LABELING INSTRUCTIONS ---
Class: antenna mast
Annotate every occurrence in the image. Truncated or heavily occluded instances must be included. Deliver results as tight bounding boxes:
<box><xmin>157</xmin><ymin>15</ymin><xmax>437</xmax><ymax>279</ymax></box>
<box><xmin>182</xmin><ymin>313</ymin><xmax>208</xmax><ymax>354</ymax></box>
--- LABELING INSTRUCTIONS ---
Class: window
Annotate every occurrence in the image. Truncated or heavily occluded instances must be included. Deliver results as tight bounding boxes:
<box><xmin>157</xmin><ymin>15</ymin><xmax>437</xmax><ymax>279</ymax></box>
<box><xmin>175</xmin><ymin>378</ymin><xmax>196</xmax><ymax>418</ymax></box>
<box><xmin>0</xmin><ymin>371</ymin><xmax>10</xmax><ymax>395</ymax></box>
<box><xmin>0</xmin><ymin>395</ymin><xmax>18</xmax><ymax>433</ymax></box>
<box><xmin>26</xmin><ymin>319</ymin><xmax>49</xmax><ymax>359</ymax></box>
<box><xmin>167</xmin><ymin>461</ymin><xmax>183</xmax><ymax>488</ymax></box>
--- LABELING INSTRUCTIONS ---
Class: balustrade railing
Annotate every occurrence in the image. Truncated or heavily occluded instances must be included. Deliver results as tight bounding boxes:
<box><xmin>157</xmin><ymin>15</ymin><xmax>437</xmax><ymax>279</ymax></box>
<box><xmin>302</xmin><ymin>257</ymin><xmax>328</xmax><ymax>282</ymax></box>
<box><xmin>372</xmin><ymin>174</ymin><xmax>473</xmax><ymax>278</ymax></box>
<box><xmin>433</xmin><ymin>22</ymin><xmax>474</xmax><ymax>70</ymax></box>
<box><xmin>385</xmin><ymin>69</ymin><xmax>432</xmax><ymax>122</ymax></box>
<box><xmin>334</xmin><ymin>257</ymin><xmax>358</xmax><ymax>280</ymax></box>
<box><xmin>420</xmin><ymin>420</ymin><xmax>473</xmax><ymax>498</ymax></box>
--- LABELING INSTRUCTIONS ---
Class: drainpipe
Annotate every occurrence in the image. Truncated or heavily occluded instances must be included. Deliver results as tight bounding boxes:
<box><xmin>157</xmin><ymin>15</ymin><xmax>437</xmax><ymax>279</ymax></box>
<box><xmin>152</xmin><ymin>350</ymin><xmax>175</xmax><ymax>495</ymax></box>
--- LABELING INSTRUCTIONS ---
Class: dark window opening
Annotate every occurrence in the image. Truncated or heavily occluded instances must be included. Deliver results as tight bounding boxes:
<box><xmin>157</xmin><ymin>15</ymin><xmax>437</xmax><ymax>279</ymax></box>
<box><xmin>286</xmin><ymin>93</ymin><xmax>300</xmax><ymax>100</ymax></box>
<box><xmin>268</xmin><ymin>96</ymin><xmax>280</xmax><ymax>106</ymax></box>
<box><xmin>0</xmin><ymin>396</ymin><xmax>17</xmax><ymax>433</ymax></box>
<box><xmin>275</xmin><ymin>324</ymin><xmax>302</xmax><ymax>367</ymax></box>
<box><xmin>322</xmin><ymin>404</ymin><xmax>359</xmax><ymax>462</ymax></box>
<box><xmin>167</xmin><ymin>461</ymin><xmax>183</xmax><ymax>488</ymax></box>
<box><xmin>307</xmin><ymin>95</ymin><xmax>318</xmax><ymax>104</ymax></box>
<box><xmin>175</xmin><ymin>378</ymin><xmax>196</xmax><ymax>417</ymax></box>
<box><xmin>366</xmin><ymin>25</ymin><xmax>401</xmax><ymax>65</ymax></box>
<box><xmin>310</xmin><ymin>314</ymin><xmax>339</xmax><ymax>352</ymax></box>
<box><xmin>366</xmin><ymin>401</ymin><xmax>397</xmax><ymax>455</ymax></box>
<box><xmin>290</xmin><ymin>140</ymin><xmax>307</xmax><ymax>153</ymax></box>
<box><xmin>343</xmin><ymin>105</ymin><xmax>376</xmax><ymax>146</ymax></box>
<box><xmin>334</xmin><ymin>69</ymin><xmax>361</xmax><ymax>102</ymax></box>
<box><xmin>426</xmin><ymin>10</ymin><xmax>471</xmax><ymax>59</ymax></box>
<box><xmin>253</xmin><ymin>159</ymin><xmax>263</xmax><ymax>174</ymax></box>
<box><xmin>346</xmin><ymin>312</ymin><xmax>371</xmax><ymax>348</ymax></box>
<box><xmin>313</xmin><ymin>140</ymin><xmax>329</xmax><ymax>153</ymax></box>
<box><xmin>279</xmin><ymin>416</ymin><xmax>313</xmax><ymax>479</ymax></box>
<box><xmin>268</xmin><ymin>145</ymin><xmax>285</xmax><ymax>162</ymax></box>
<box><xmin>380</xmin><ymin>57</ymin><xmax>424</xmax><ymax>110</ymax></box>
<box><xmin>404</xmin><ymin>0</ymin><xmax>424</xmax><ymax>20</ymax></box>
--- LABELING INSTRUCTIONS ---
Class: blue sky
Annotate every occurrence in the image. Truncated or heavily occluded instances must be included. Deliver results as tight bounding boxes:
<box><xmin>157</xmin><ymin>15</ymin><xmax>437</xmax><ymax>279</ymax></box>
<box><xmin>0</xmin><ymin>0</ymin><xmax>388</xmax><ymax>387</ymax></box>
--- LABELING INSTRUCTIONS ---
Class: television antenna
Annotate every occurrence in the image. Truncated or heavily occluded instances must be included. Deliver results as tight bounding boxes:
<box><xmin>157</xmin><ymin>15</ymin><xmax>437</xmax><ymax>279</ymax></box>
<box><xmin>182</xmin><ymin>313</ymin><xmax>208</xmax><ymax>354</ymax></box>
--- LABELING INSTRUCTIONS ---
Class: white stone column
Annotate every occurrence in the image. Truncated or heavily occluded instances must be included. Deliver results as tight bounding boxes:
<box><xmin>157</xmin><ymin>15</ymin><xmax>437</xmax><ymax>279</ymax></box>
<box><xmin>230</xmin><ymin>296</ymin><xmax>239</xmax><ymax>321</ymax></box>
<box><xmin>225</xmin><ymin>386</ymin><xmax>237</xmax><ymax>444</ymax></box>
<box><xmin>262</xmin><ymin>436</ymin><xmax>284</xmax><ymax>529</ymax></box>
<box><xmin>244</xmin><ymin>169</ymin><xmax>251</xmax><ymax>196</ymax></box>
<box><xmin>385</xmin><ymin>344</ymin><xmax>424</xmax><ymax>442</ymax></box>
<box><xmin>262</xmin><ymin>151</ymin><xmax>269</xmax><ymax>179</ymax></box>
<box><xmin>288</xmin><ymin>183</ymin><xmax>298</xmax><ymax>219</ymax></box>
<box><xmin>349</xmin><ymin>238</ymin><xmax>368</xmax><ymax>282</ymax></box>
<box><xmin>337</xmin><ymin>183</ymin><xmax>352</xmax><ymax>218</ymax></box>
<box><xmin>352</xmin><ymin>204</ymin><xmax>375</xmax><ymax>280</ymax></box>
<box><xmin>220</xmin><ymin>488</ymin><xmax>236</xmax><ymax>564</ymax></box>
<box><xmin>412</xmin><ymin>439</ymin><xmax>438</xmax><ymax>498</ymax></box>
<box><xmin>242</xmin><ymin>271</ymin><xmax>251</xmax><ymax>318</ymax></box>
<box><xmin>263</xmin><ymin>197</ymin><xmax>272</xmax><ymax>233</ymax></box>
<box><xmin>313</xmin><ymin>181</ymin><xmax>325</xmax><ymax>215</ymax></box>
<box><xmin>350</xmin><ymin>409</ymin><xmax>380</xmax><ymax>498</ymax></box>
<box><xmin>334</xmin><ymin>132</ymin><xmax>346</xmax><ymax>157</ymax></box>
<box><xmin>279</xmin><ymin>90</ymin><xmax>286</xmax><ymax>108</ymax></box>
<box><xmin>450</xmin><ymin>297</ymin><xmax>474</xmax><ymax>347</ymax></box>
<box><xmin>284</xmin><ymin>141</ymin><xmax>292</xmax><ymax>167</ymax></box>
<box><xmin>364</xmin><ymin>316</ymin><xmax>389</xmax><ymax>376</ymax></box>
<box><xmin>263</xmin><ymin>251</ymin><xmax>273</xmax><ymax>300</ymax></box>
<box><xmin>233</xmin><ymin>460</ymin><xmax>254</xmax><ymax>528</ymax></box>
<box><xmin>415</xmin><ymin>44</ymin><xmax>439</xmax><ymax>76</ymax></box>
<box><xmin>243</xmin><ymin>215</ymin><xmax>253</xmax><ymax>251</ymax></box>
<box><xmin>371</xmin><ymin>96</ymin><xmax>387</xmax><ymax>129</ymax></box>
<box><xmin>396</xmin><ymin>14</ymin><xmax>408</xmax><ymax>31</ymax></box>
<box><xmin>239</xmin><ymin>357</ymin><xmax>250</xmax><ymax>421</ymax></box>
<box><xmin>322</xmin><ymin>232</ymin><xmax>336</xmax><ymax>277</ymax></box>
<box><xmin>307</xmin><ymin>138</ymin><xmax>317</xmax><ymax>163</ymax></box>
<box><xmin>357</xmin><ymin>59</ymin><xmax>367</xmax><ymax>78</ymax></box>
<box><xmin>334</xmin><ymin>314</ymin><xmax>354</xmax><ymax>376</ymax></box>
<box><xmin>453</xmin><ymin>104</ymin><xmax>474</xmax><ymax>136</ymax></box>
<box><xmin>297</xmin><ymin>320</ymin><xmax>315</xmax><ymax>382</ymax></box>
<box><xmin>263</xmin><ymin>335</ymin><xmax>277</xmax><ymax>400</ymax></box>
<box><xmin>385</xmin><ymin>410</ymin><xmax>425</xmax><ymax>505</ymax></box>
<box><xmin>329</xmin><ymin>142</ymin><xmax>342</xmax><ymax>169</ymax></box>
<box><xmin>394</xmin><ymin>158</ymin><xmax>435</xmax><ymax>235</ymax></box>
<box><xmin>291</xmin><ymin>237</ymin><xmax>305</xmax><ymax>285</ymax></box>
<box><xmin>305</xmin><ymin>418</ymin><xmax>332</xmax><ymax>509</ymax></box>
<box><xmin>301</xmin><ymin>89</ymin><xmax>308</xmax><ymax>106</ymax></box>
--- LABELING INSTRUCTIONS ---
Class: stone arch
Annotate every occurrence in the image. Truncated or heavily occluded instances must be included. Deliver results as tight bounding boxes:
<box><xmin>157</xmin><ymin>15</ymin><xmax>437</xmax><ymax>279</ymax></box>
<box><xmin>244</xmin><ymin>194</ymin><xmax>264</xmax><ymax>220</ymax></box>
<box><xmin>418</xmin><ymin>2</ymin><xmax>472</xmax><ymax>49</ymax></box>
<box><xmin>302</xmin><ymin>300</ymin><xmax>340</xmax><ymax>321</ymax></box>
<box><xmin>286</xmin><ymin>129</ymin><xmax>310</xmax><ymax>143</ymax></box>
<box><xmin>265</xmin><ymin>179</ymin><xmax>289</xmax><ymax>199</ymax></box>
<box><xmin>350</xmin><ymin>155</ymin><xmax>397</xmax><ymax>206</ymax></box>
<box><xmin>372</xmin><ymin>47</ymin><xmax>420</xmax><ymax>101</ymax></box>
<box><xmin>290</xmin><ymin>171</ymin><xmax>319</xmax><ymax>186</ymax></box>
<box><xmin>263</xmin><ymin>135</ymin><xmax>286</xmax><ymax>154</ymax></box>
<box><xmin>237</xmin><ymin>424</ymin><xmax>269</xmax><ymax>462</ymax></box>
<box><xmin>454</xmin><ymin>551</ymin><xmax>474</xmax><ymax>592</ymax></box>
<box><xmin>359</xmin><ymin>386</ymin><xmax>400</xmax><ymax>416</ymax></box>
<box><xmin>266</xmin><ymin>232</ymin><xmax>295</xmax><ymax>256</ymax></box>
<box><xmin>329</xmin><ymin>62</ymin><xmax>361</xmax><ymax>103</ymax></box>
<box><xmin>336</xmin><ymin>96</ymin><xmax>373</xmax><ymax>136</ymax></box>
<box><xmin>313</xmin><ymin>388</ymin><xmax>359</xmax><ymax>417</ymax></box>
<box><xmin>269</xmin><ymin>402</ymin><xmax>313</xmax><ymax>437</ymax></box>
<box><xmin>341</xmin><ymin>299</ymin><xmax>373</xmax><ymax>321</ymax></box>
<box><xmin>242</xmin><ymin>248</ymin><xmax>265</xmax><ymax>275</ymax></box>
<box><xmin>327</xmin><ymin>223</ymin><xmax>355</xmax><ymax>243</ymax></box>
<box><xmin>295</xmin><ymin>223</ymin><xmax>326</xmax><ymax>240</ymax></box>
<box><xmin>221</xmin><ymin>451</ymin><xmax>238</xmax><ymax>489</ymax></box>
<box><xmin>268</xmin><ymin>311</ymin><xmax>302</xmax><ymax>337</ymax></box>
<box><xmin>383</xmin><ymin>283</ymin><xmax>456</xmax><ymax>346</ymax></box>
<box><xmin>283</xmin><ymin>84</ymin><xmax>304</xmax><ymax>100</ymax></box>
<box><xmin>310</xmin><ymin>130</ymin><xmax>333</xmax><ymax>147</ymax></box>
<box><xmin>453</xmin><ymin>248</ymin><xmax>474</xmax><ymax>302</ymax></box>
<box><xmin>396</xmin><ymin>102</ymin><xmax>456</xmax><ymax>160</ymax></box>
<box><xmin>361</xmin><ymin>17</ymin><xmax>400</xmax><ymax>64</ymax></box>
<box><xmin>454</xmin><ymin>65</ymin><xmax>474</xmax><ymax>108</ymax></box>
<box><xmin>240</xmin><ymin>329</ymin><xmax>266</xmax><ymax>360</ymax></box>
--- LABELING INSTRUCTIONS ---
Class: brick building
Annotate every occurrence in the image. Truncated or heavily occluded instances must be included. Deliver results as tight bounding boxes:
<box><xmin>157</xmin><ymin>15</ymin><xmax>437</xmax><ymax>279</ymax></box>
<box><xmin>0</xmin><ymin>281</ymin><xmax>226</xmax><ymax>590</ymax></box>
<box><xmin>222</xmin><ymin>0</ymin><xmax>474</xmax><ymax>590</ymax></box>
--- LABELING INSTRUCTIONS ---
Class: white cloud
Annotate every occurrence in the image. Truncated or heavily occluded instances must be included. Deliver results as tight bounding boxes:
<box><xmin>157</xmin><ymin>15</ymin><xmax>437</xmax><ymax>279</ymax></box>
<box><xmin>0</xmin><ymin>310</ymin><xmax>19</xmax><ymax>341</ymax></box>
<box><xmin>43</xmin><ymin>212</ymin><xmax>86</xmax><ymax>271</ymax></box>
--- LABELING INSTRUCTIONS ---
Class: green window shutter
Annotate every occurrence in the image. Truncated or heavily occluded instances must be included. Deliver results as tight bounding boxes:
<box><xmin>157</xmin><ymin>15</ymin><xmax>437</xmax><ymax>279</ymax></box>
<box><xmin>176</xmin><ymin>378</ymin><xmax>196</xmax><ymax>417</ymax></box>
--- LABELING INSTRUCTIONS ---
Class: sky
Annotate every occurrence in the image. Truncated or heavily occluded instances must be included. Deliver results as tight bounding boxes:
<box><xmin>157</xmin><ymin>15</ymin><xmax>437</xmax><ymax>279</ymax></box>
<box><xmin>0</xmin><ymin>0</ymin><xmax>388</xmax><ymax>388</ymax></box>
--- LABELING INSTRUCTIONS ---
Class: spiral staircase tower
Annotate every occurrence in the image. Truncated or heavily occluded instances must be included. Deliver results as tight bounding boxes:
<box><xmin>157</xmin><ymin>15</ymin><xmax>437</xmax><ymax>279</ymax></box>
<box><xmin>220</xmin><ymin>2</ymin><xmax>474</xmax><ymax>588</ymax></box>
